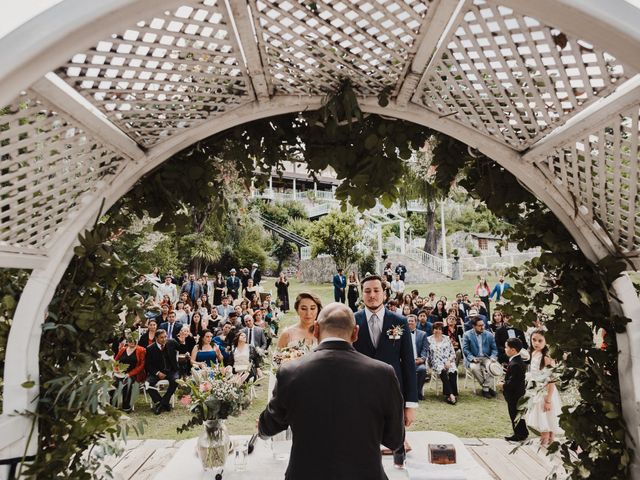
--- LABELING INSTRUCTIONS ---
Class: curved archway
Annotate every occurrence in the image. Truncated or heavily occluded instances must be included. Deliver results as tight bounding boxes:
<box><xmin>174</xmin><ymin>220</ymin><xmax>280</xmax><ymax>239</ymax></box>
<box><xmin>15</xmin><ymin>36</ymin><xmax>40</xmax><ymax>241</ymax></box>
<box><xmin>1</xmin><ymin>0</ymin><xmax>639</xmax><ymax>476</ymax></box>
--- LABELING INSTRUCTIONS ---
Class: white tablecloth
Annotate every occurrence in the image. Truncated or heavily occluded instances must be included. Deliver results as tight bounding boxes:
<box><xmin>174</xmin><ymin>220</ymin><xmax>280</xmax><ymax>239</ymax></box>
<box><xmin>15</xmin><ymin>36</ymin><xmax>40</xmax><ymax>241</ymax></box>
<box><xmin>154</xmin><ymin>431</ymin><xmax>491</xmax><ymax>480</ymax></box>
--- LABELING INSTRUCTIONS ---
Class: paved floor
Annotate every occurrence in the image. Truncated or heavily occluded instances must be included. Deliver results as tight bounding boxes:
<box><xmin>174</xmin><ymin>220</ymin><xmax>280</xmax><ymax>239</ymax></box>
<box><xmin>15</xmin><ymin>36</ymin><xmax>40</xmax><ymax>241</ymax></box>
<box><xmin>102</xmin><ymin>433</ymin><xmax>565</xmax><ymax>480</ymax></box>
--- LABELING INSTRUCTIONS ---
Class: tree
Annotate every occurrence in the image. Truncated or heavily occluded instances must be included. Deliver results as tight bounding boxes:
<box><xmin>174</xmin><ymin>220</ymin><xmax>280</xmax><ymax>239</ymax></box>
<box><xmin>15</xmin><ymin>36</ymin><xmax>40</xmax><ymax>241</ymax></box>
<box><xmin>308</xmin><ymin>210</ymin><xmax>363</xmax><ymax>270</ymax></box>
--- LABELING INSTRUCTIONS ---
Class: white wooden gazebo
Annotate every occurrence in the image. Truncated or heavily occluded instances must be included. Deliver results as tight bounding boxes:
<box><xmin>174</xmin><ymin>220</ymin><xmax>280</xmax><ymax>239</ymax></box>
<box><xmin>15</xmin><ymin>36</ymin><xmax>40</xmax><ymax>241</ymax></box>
<box><xmin>0</xmin><ymin>0</ymin><xmax>639</xmax><ymax>477</ymax></box>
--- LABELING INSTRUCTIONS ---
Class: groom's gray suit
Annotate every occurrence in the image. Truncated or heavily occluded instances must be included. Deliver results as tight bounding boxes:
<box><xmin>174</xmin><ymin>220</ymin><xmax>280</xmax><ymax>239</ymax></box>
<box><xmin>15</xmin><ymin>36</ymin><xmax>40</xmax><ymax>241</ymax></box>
<box><xmin>259</xmin><ymin>340</ymin><xmax>404</xmax><ymax>480</ymax></box>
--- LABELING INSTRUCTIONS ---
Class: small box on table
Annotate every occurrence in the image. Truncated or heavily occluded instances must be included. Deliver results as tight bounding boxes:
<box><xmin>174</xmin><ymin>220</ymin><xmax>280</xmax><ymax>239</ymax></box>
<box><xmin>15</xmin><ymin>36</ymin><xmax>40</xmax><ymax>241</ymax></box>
<box><xmin>428</xmin><ymin>444</ymin><xmax>456</xmax><ymax>464</ymax></box>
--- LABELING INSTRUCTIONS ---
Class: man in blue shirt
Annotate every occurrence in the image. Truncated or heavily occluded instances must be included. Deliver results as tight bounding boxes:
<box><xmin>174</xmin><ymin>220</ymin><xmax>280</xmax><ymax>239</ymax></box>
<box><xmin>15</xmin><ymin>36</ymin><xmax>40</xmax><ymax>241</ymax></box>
<box><xmin>463</xmin><ymin>316</ymin><xmax>498</xmax><ymax>398</ymax></box>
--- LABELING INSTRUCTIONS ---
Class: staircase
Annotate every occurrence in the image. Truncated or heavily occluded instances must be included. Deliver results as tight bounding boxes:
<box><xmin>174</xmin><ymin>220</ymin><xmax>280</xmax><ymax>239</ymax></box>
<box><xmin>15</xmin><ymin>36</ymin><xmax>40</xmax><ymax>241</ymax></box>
<box><xmin>384</xmin><ymin>236</ymin><xmax>453</xmax><ymax>282</ymax></box>
<box><xmin>258</xmin><ymin>215</ymin><xmax>309</xmax><ymax>248</ymax></box>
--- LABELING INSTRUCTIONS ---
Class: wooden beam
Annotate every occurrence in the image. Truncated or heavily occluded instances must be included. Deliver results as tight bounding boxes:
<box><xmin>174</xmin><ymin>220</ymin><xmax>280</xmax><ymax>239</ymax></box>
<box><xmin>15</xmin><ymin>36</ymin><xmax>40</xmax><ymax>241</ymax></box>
<box><xmin>226</xmin><ymin>0</ymin><xmax>271</xmax><ymax>100</ymax></box>
<box><xmin>31</xmin><ymin>73</ymin><xmax>146</xmax><ymax>161</ymax></box>
<box><xmin>523</xmin><ymin>74</ymin><xmax>640</xmax><ymax>162</ymax></box>
<box><xmin>396</xmin><ymin>0</ymin><xmax>464</xmax><ymax>107</ymax></box>
<box><xmin>0</xmin><ymin>251</ymin><xmax>48</xmax><ymax>270</ymax></box>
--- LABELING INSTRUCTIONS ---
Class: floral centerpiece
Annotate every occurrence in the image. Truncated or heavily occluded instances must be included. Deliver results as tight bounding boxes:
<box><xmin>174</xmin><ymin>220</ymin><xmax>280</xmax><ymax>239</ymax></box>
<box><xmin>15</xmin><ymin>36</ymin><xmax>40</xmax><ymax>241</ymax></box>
<box><xmin>177</xmin><ymin>367</ymin><xmax>252</xmax><ymax>471</ymax></box>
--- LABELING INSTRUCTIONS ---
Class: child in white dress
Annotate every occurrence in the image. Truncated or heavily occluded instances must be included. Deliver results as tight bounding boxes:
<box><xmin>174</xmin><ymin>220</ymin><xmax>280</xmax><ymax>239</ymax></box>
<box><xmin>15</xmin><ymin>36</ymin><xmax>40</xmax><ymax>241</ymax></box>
<box><xmin>525</xmin><ymin>329</ymin><xmax>562</xmax><ymax>446</ymax></box>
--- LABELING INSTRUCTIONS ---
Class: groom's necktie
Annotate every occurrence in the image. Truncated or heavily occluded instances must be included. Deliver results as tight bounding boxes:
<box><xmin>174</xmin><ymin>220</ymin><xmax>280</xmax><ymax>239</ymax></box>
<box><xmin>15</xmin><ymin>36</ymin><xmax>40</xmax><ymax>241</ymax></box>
<box><xmin>369</xmin><ymin>313</ymin><xmax>381</xmax><ymax>348</ymax></box>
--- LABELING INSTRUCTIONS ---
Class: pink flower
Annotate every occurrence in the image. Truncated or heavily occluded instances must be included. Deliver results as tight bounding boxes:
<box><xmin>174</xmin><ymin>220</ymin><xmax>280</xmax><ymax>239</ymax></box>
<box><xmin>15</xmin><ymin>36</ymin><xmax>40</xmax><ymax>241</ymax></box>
<box><xmin>199</xmin><ymin>382</ymin><xmax>212</xmax><ymax>392</ymax></box>
<box><xmin>180</xmin><ymin>395</ymin><xmax>192</xmax><ymax>406</ymax></box>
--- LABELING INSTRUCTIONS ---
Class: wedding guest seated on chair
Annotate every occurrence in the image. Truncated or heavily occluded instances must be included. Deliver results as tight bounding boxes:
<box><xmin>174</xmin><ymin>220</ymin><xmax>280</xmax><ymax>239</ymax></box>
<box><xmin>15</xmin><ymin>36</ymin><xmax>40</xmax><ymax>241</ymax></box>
<box><xmin>114</xmin><ymin>331</ymin><xmax>146</xmax><ymax>412</ymax></box>
<box><xmin>175</xmin><ymin>325</ymin><xmax>196</xmax><ymax>377</ymax></box>
<box><xmin>407</xmin><ymin>314</ymin><xmax>429</xmax><ymax>400</ymax></box>
<box><xmin>241</xmin><ymin>314</ymin><xmax>267</xmax><ymax>352</ymax></box>
<box><xmin>159</xmin><ymin>311</ymin><xmax>183</xmax><ymax>341</ymax></box>
<box><xmin>138</xmin><ymin>319</ymin><xmax>158</xmax><ymax>347</ymax></box>
<box><xmin>191</xmin><ymin>329</ymin><xmax>224</xmax><ymax>369</ymax></box>
<box><xmin>228</xmin><ymin>331</ymin><xmax>262</xmax><ymax>381</ymax></box>
<box><xmin>463</xmin><ymin>316</ymin><xmax>499</xmax><ymax>399</ymax></box>
<box><xmin>427</xmin><ymin>322</ymin><xmax>459</xmax><ymax>405</ymax></box>
<box><xmin>213</xmin><ymin>322</ymin><xmax>234</xmax><ymax>362</ymax></box>
<box><xmin>144</xmin><ymin>329</ymin><xmax>179</xmax><ymax>414</ymax></box>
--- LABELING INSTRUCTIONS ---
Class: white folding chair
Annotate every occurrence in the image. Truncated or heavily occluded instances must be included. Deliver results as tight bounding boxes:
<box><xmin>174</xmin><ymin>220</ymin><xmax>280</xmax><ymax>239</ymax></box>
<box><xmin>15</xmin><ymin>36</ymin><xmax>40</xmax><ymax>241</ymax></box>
<box><xmin>143</xmin><ymin>379</ymin><xmax>176</xmax><ymax>408</ymax></box>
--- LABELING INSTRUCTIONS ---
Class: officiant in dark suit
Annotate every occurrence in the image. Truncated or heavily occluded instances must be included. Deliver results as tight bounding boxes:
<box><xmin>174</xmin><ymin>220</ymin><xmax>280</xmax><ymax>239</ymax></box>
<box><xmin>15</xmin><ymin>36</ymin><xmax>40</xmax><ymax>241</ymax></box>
<box><xmin>259</xmin><ymin>302</ymin><xmax>404</xmax><ymax>480</ymax></box>
<box><xmin>353</xmin><ymin>275</ymin><xmax>418</xmax><ymax>468</ymax></box>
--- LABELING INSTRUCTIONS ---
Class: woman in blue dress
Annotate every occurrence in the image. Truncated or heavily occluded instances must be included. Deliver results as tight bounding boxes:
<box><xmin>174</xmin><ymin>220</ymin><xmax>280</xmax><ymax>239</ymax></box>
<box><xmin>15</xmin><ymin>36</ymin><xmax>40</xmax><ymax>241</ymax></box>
<box><xmin>190</xmin><ymin>329</ymin><xmax>223</xmax><ymax>369</ymax></box>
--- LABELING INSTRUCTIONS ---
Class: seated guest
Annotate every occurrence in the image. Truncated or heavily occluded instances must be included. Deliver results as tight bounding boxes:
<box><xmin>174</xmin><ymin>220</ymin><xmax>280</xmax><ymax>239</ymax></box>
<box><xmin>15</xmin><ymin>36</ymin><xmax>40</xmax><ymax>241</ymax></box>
<box><xmin>463</xmin><ymin>317</ymin><xmax>498</xmax><ymax>398</ymax></box>
<box><xmin>160</xmin><ymin>311</ymin><xmax>183</xmax><ymax>340</ymax></box>
<box><xmin>241</xmin><ymin>314</ymin><xmax>267</xmax><ymax>352</ymax></box>
<box><xmin>174</xmin><ymin>301</ymin><xmax>188</xmax><ymax>324</ymax></box>
<box><xmin>213</xmin><ymin>322</ymin><xmax>234</xmax><ymax>362</ymax></box>
<box><xmin>407</xmin><ymin>314</ymin><xmax>429</xmax><ymax>400</ymax></box>
<box><xmin>244</xmin><ymin>278</ymin><xmax>260</xmax><ymax>308</ymax></box>
<box><xmin>138</xmin><ymin>319</ymin><xmax>158</xmax><ymax>347</ymax></box>
<box><xmin>154</xmin><ymin>304</ymin><xmax>170</xmax><ymax>325</ymax></box>
<box><xmin>208</xmin><ymin>308</ymin><xmax>221</xmax><ymax>331</ymax></box>
<box><xmin>428</xmin><ymin>322</ymin><xmax>458</xmax><ymax>405</ymax></box>
<box><xmin>200</xmin><ymin>293</ymin><xmax>213</xmax><ymax>314</ymax></box>
<box><xmin>489</xmin><ymin>310</ymin><xmax>505</xmax><ymax>333</ymax></box>
<box><xmin>464</xmin><ymin>308</ymin><xmax>489</xmax><ymax>330</ymax></box>
<box><xmin>144</xmin><ymin>329</ymin><xmax>179</xmax><ymax>414</ymax></box>
<box><xmin>189</xmin><ymin>311</ymin><xmax>206</xmax><ymax>340</ymax></box>
<box><xmin>114</xmin><ymin>331</ymin><xmax>146</xmax><ymax>412</ymax></box>
<box><xmin>495</xmin><ymin>315</ymin><xmax>528</xmax><ymax>364</ymax></box>
<box><xmin>195</xmin><ymin>297</ymin><xmax>209</xmax><ymax>319</ymax></box>
<box><xmin>182</xmin><ymin>303</ymin><xmax>193</xmax><ymax>325</ymax></box>
<box><xmin>416</xmin><ymin>309</ymin><xmax>433</xmax><ymax>336</ymax></box>
<box><xmin>387</xmin><ymin>299</ymin><xmax>399</xmax><ymax>313</ymax></box>
<box><xmin>191</xmin><ymin>329</ymin><xmax>224</xmax><ymax>369</ymax></box>
<box><xmin>216</xmin><ymin>296</ymin><xmax>234</xmax><ymax>320</ymax></box>
<box><xmin>401</xmin><ymin>305</ymin><xmax>412</xmax><ymax>317</ymax></box>
<box><xmin>444</xmin><ymin>314</ymin><xmax>465</xmax><ymax>363</ymax></box>
<box><xmin>228</xmin><ymin>331</ymin><xmax>261</xmax><ymax>380</ymax></box>
<box><xmin>432</xmin><ymin>300</ymin><xmax>447</xmax><ymax>322</ymax></box>
<box><xmin>175</xmin><ymin>325</ymin><xmax>196</xmax><ymax>377</ymax></box>
<box><xmin>178</xmin><ymin>291</ymin><xmax>192</xmax><ymax>308</ymax></box>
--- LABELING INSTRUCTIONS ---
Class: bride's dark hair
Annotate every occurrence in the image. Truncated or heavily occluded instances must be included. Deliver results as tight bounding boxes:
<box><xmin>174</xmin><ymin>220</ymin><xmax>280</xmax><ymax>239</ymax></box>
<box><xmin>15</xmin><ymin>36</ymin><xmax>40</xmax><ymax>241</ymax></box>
<box><xmin>294</xmin><ymin>292</ymin><xmax>323</xmax><ymax>312</ymax></box>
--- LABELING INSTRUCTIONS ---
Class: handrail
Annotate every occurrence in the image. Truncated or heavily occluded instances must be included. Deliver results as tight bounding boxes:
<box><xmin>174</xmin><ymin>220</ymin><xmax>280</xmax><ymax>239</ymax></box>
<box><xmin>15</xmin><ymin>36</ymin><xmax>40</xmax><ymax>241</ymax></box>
<box><xmin>258</xmin><ymin>215</ymin><xmax>310</xmax><ymax>247</ymax></box>
<box><xmin>384</xmin><ymin>239</ymin><xmax>453</xmax><ymax>278</ymax></box>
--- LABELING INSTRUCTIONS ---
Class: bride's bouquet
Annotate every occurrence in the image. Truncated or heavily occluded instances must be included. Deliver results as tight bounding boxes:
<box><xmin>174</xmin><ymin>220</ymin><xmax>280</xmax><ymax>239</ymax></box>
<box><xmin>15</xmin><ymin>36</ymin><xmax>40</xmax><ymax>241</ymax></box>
<box><xmin>271</xmin><ymin>340</ymin><xmax>311</xmax><ymax>373</ymax></box>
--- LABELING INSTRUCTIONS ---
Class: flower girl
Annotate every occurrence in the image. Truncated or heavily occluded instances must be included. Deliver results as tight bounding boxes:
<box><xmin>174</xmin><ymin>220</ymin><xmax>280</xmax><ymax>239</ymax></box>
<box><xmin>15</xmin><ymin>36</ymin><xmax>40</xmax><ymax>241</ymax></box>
<box><xmin>525</xmin><ymin>329</ymin><xmax>562</xmax><ymax>446</ymax></box>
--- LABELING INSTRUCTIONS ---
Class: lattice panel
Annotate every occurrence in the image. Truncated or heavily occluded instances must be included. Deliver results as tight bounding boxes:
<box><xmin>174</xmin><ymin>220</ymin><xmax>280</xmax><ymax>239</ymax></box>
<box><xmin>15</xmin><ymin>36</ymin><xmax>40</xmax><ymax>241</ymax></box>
<box><xmin>416</xmin><ymin>0</ymin><xmax>631</xmax><ymax>150</ymax></box>
<box><xmin>57</xmin><ymin>0</ymin><xmax>254</xmax><ymax>148</ymax></box>
<box><xmin>0</xmin><ymin>92</ymin><xmax>125</xmax><ymax>252</ymax></box>
<box><xmin>252</xmin><ymin>0</ymin><xmax>430</xmax><ymax>96</ymax></box>
<box><xmin>537</xmin><ymin>105</ymin><xmax>640</xmax><ymax>252</ymax></box>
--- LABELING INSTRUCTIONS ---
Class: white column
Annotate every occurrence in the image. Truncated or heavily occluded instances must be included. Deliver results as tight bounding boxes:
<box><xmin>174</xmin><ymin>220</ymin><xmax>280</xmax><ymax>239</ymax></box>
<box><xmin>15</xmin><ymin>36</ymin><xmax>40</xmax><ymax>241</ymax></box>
<box><xmin>292</xmin><ymin>178</ymin><xmax>297</xmax><ymax>199</ymax></box>
<box><xmin>399</xmin><ymin>219</ymin><xmax>405</xmax><ymax>254</ymax></box>
<box><xmin>440</xmin><ymin>200</ymin><xmax>448</xmax><ymax>274</ymax></box>
<box><xmin>268</xmin><ymin>176</ymin><xmax>273</xmax><ymax>197</ymax></box>
<box><xmin>612</xmin><ymin>274</ymin><xmax>640</xmax><ymax>480</ymax></box>
<box><xmin>377</xmin><ymin>223</ymin><xmax>383</xmax><ymax>257</ymax></box>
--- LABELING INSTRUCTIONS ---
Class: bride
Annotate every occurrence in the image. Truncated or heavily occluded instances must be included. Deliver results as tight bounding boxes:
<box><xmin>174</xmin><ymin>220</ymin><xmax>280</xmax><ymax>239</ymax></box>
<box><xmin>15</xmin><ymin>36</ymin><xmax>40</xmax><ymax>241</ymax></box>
<box><xmin>276</xmin><ymin>292</ymin><xmax>322</xmax><ymax>349</ymax></box>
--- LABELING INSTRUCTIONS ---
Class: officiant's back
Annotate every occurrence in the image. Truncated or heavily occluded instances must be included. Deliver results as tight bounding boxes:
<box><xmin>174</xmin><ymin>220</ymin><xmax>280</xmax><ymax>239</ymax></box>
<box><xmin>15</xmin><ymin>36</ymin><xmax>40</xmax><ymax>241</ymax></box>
<box><xmin>259</xmin><ymin>302</ymin><xmax>405</xmax><ymax>480</ymax></box>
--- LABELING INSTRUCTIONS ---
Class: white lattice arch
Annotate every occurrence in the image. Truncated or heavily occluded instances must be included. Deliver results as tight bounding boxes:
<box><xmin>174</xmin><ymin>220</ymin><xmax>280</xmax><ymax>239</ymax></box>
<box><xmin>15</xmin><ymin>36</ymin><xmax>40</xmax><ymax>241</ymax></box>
<box><xmin>1</xmin><ymin>0</ymin><xmax>639</xmax><ymax>477</ymax></box>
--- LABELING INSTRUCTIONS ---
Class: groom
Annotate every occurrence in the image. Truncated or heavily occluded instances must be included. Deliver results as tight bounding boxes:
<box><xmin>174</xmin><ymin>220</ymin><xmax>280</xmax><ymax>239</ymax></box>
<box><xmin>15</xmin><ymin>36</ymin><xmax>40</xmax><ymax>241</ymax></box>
<box><xmin>259</xmin><ymin>302</ymin><xmax>405</xmax><ymax>479</ymax></box>
<box><xmin>354</xmin><ymin>275</ymin><xmax>418</xmax><ymax>468</ymax></box>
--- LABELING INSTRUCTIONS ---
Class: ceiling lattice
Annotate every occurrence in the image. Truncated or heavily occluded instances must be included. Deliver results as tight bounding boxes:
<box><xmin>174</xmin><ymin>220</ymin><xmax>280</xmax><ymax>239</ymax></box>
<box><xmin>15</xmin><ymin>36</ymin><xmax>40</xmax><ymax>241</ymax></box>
<box><xmin>57</xmin><ymin>0</ymin><xmax>254</xmax><ymax>148</ymax></box>
<box><xmin>0</xmin><ymin>92</ymin><xmax>125</xmax><ymax>251</ymax></box>
<box><xmin>415</xmin><ymin>0</ymin><xmax>631</xmax><ymax>150</ymax></box>
<box><xmin>536</xmin><ymin>104</ymin><xmax>640</xmax><ymax>252</ymax></box>
<box><xmin>252</xmin><ymin>0</ymin><xmax>431</xmax><ymax>96</ymax></box>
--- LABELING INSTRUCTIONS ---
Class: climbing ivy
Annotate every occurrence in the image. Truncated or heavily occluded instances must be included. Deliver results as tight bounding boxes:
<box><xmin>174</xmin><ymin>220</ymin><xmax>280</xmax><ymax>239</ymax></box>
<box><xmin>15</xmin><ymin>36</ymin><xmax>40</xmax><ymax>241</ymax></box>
<box><xmin>431</xmin><ymin>136</ymin><xmax>633</xmax><ymax>480</ymax></box>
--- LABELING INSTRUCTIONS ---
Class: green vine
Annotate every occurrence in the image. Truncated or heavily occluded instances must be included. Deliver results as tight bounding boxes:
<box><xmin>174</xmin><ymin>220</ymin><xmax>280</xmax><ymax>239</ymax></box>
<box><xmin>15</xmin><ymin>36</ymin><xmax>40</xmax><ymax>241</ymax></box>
<box><xmin>431</xmin><ymin>135</ymin><xmax>633</xmax><ymax>479</ymax></box>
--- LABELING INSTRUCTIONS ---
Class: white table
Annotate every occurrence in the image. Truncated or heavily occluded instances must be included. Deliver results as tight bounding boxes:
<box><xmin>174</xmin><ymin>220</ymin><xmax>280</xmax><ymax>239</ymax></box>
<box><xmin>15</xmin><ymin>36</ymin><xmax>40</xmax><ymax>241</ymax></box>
<box><xmin>154</xmin><ymin>431</ymin><xmax>492</xmax><ymax>480</ymax></box>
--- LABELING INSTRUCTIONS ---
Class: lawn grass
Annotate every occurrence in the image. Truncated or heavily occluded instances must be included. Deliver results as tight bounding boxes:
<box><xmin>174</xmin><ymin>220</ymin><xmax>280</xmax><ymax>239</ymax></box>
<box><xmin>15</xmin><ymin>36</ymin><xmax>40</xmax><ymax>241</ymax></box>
<box><xmin>130</xmin><ymin>274</ymin><xmax>513</xmax><ymax>440</ymax></box>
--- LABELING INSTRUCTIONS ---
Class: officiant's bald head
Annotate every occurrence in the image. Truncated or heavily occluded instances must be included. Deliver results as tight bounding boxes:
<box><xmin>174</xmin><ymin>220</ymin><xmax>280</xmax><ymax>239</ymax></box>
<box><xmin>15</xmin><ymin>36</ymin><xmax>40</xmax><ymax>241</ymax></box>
<box><xmin>314</xmin><ymin>302</ymin><xmax>359</xmax><ymax>343</ymax></box>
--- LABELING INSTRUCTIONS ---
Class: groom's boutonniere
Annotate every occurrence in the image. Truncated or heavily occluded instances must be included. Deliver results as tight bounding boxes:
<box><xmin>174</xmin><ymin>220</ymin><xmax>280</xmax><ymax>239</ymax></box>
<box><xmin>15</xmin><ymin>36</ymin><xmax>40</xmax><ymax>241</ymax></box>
<box><xmin>387</xmin><ymin>325</ymin><xmax>404</xmax><ymax>341</ymax></box>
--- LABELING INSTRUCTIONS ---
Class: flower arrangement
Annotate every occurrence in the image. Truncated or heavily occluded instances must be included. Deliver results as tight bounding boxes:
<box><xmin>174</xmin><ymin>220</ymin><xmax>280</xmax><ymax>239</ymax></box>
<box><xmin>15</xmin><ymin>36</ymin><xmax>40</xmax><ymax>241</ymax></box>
<box><xmin>387</xmin><ymin>324</ymin><xmax>404</xmax><ymax>341</ymax></box>
<box><xmin>271</xmin><ymin>340</ymin><xmax>311</xmax><ymax>372</ymax></box>
<box><xmin>177</xmin><ymin>367</ymin><xmax>252</xmax><ymax>433</ymax></box>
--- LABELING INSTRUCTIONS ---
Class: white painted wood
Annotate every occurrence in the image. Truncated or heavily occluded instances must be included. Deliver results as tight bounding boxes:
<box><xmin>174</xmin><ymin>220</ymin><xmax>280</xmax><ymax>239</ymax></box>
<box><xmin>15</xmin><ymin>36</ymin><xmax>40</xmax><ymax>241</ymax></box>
<box><xmin>31</xmin><ymin>74</ymin><xmax>145</xmax><ymax>161</ymax></box>
<box><xmin>226</xmin><ymin>0</ymin><xmax>271</xmax><ymax>100</ymax></box>
<box><xmin>502</xmin><ymin>0</ymin><xmax>640</xmax><ymax>72</ymax></box>
<box><xmin>612</xmin><ymin>274</ymin><xmax>640</xmax><ymax>480</ymax></box>
<box><xmin>0</xmin><ymin>252</ymin><xmax>48</xmax><ymax>270</ymax></box>
<box><xmin>396</xmin><ymin>0</ymin><xmax>464</xmax><ymax>107</ymax></box>
<box><xmin>523</xmin><ymin>75</ymin><xmax>640</xmax><ymax>162</ymax></box>
<box><xmin>0</xmin><ymin>0</ymin><xmax>179</xmax><ymax>107</ymax></box>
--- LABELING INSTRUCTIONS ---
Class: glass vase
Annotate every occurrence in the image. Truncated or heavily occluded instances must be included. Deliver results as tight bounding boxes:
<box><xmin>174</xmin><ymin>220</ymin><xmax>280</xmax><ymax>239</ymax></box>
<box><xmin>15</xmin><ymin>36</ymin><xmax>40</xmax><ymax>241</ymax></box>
<box><xmin>196</xmin><ymin>419</ymin><xmax>230</xmax><ymax>473</ymax></box>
